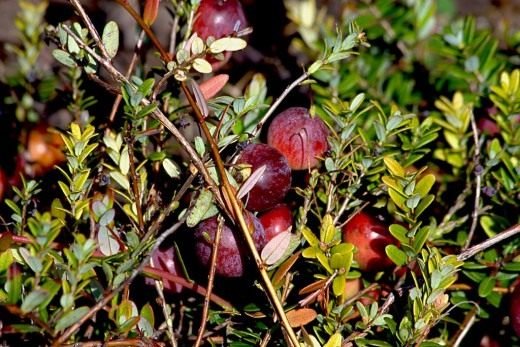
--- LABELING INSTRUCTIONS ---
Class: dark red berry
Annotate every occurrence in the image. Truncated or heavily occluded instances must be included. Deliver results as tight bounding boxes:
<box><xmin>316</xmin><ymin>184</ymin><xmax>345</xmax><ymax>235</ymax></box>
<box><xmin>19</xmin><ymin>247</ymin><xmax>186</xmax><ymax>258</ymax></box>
<box><xmin>194</xmin><ymin>214</ymin><xmax>265</xmax><ymax>277</ymax></box>
<box><xmin>267</xmin><ymin>107</ymin><xmax>329</xmax><ymax>170</ymax></box>
<box><xmin>193</xmin><ymin>0</ymin><xmax>247</xmax><ymax>40</ymax></box>
<box><xmin>237</xmin><ymin>144</ymin><xmax>292</xmax><ymax>212</ymax></box>
<box><xmin>145</xmin><ymin>246</ymin><xmax>184</xmax><ymax>293</ymax></box>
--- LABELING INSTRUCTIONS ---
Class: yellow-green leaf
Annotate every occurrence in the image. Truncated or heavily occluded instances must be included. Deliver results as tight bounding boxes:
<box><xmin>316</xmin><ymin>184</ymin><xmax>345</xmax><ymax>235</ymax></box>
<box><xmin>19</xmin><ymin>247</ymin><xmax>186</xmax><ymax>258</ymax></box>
<box><xmin>209</xmin><ymin>37</ymin><xmax>247</xmax><ymax>53</ymax></box>
<box><xmin>384</xmin><ymin>156</ymin><xmax>405</xmax><ymax>177</ymax></box>
<box><xmin>192</xmin><ymin>58</ymin><xmax>212</xmax><ymax>74</ymax></box>
<box><xmin>302</xmin><ymin>226</ymin><xmax>319</xmax><ymax>247</ymax></box>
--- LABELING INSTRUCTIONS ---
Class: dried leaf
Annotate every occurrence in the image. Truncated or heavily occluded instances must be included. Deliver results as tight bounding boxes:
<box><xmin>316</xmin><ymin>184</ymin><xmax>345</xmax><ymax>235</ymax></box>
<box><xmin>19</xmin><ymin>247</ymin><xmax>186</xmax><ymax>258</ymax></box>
<box><xmin>261</xmin><ymin>231</ymin><xmax>292</xmax><ymax>265</ymax></box>
<box><xmin>272</xmin><ymin>251</ymin><xmax>301</xmax><ymax>288</ymax></box>
<box><xmin>299</xmin><ymin>278</ymin><xmax>327</xmax><ymax>295</ymax></box>
<box><xmin>286</xmin><ymin>308</ymin><xmax>317</xmax><ymax>327</ymax></box>
<box><xmin>98</xmin><ymin>225</ymin><xmax>120</xmax><ymax>256</ymax></box>
<box><xmin>237</xmin><ymin>164</ymin><xmax>266</xmax><ymax>199</ymax></box>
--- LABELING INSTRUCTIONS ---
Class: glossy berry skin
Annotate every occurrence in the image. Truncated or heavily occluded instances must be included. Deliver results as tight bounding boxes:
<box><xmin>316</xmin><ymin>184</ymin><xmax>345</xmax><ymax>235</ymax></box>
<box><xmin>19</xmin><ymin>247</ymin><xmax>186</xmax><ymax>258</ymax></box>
<box><xmin>145</xmin><ymin>246</ymin><xmax>183</xmax><ymax>293</ymax></box>
<box><xmin>193</xmin><ymin>0</ymin><xmax>248</xmax><ymax>70</ymax></box>
<box><xmin>342</xmin><ymin>212</ymin><xmax>396</xmax><ymax>272</ymax></box>
<box><xmin>258</xmin><ymin>204</ymin><xmax>293</xmax><ymax>241</ymax></box>
<box><xmin>237</xmin><ymin>144</ymin><xmax>292</xmax><ymax>212</ymax></box>
<box><xmin>510</xmin><ymin>284</ymin><xmax>520</xmax><ymax>337</ymax></box>
<box><xmin>194</xmin><ymin>214</ymin><xmax>266</xmax><ymax>277</ymax></box>
<box><xmin>193</xmin><ymin>0</ymin><xmax>247</xmax><ymax>40</ymax></box>
<box><xmin>267</xmin><ymin>107</ymin><xmax>329</xmax><ymax>170</ymax></box>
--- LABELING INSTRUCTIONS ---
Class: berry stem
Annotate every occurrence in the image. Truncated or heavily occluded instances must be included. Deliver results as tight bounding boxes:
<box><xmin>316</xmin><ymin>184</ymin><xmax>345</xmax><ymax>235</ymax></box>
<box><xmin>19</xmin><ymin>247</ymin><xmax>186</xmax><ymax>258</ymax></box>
<box><xmin>113</xmin><ymin>0</ymin><xmax>171</xmax><ymax>62</ymax></box>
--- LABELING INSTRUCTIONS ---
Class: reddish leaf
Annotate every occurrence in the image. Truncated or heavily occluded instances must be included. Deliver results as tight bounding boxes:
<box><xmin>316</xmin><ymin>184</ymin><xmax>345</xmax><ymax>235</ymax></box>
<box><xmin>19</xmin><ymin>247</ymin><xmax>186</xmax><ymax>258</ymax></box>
<box><xmin>143</xmin><ymin>0</ymin><xmax>159</xmax><ymax>26</ymax></box>
<box><xmin>286</xmin><ymin>308</ymin><xmax>317</xmax><ymax>327</ymax></box>
<box><xmin>199</xmin><ymin>74</ymin><xmax>229</xmax><ymax>100</ymax></box>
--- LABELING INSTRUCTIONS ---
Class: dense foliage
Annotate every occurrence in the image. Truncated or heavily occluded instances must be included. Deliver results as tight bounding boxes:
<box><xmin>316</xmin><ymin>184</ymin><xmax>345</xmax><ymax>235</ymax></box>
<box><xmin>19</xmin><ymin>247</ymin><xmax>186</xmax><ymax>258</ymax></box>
<box><xmin>0</xmin><ymin>0</ymin><xmax>519</xmax><ymax>346</ymax></box>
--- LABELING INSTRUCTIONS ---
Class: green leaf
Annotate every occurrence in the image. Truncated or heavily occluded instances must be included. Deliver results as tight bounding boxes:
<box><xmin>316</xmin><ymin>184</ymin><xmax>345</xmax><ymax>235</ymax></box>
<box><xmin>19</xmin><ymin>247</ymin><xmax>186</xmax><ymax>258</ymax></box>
<box><xmin>385</xmin><ymin>245</ymin><xmax>407</xmax><ymax>266</ymax></box>
<box><xmin>55</xmin><ymin>306</ymin><xmax>89</xmax><ymax>331</ymax></box>
<box><xmin>478</xmin><ymin>277</ymin><xmax>495</xmax><ymax>298</ymax></box>
<box><xmin>323</xmin><ymin>333</ymin><xmax>342</xmax><ymax>347</ymax></box>
<box><xmin>302</xmin><ymin>226</ymin><xmax>319</xmax><ymax>247</ymax></box>
<box><xmin>332</xmin><ymin>276</ymin><xmax>346</xmax><ymax>297</ymax></box>
<box><xmin>162</xmin><ymin>158</ymin><xmax>180</xmax><ymax>178</ymax></box>
<box><xmin>109</xmin><ymin>171</ymin><xmax>130</xmax><ymax>191</ymax></box>
<box><xmin>415</xmin><ymin>174</ymin><xmax>436</xmax><ymax>197</ymax></box>
<box><xmin>384</xmin><ymin>157</ymin><xmax>405</xmax><ymax>177</ymax></box>
<box><xmin>320</xmin><ymin>214</ymin><xmax>336</xmax><ymax>243</ymax></box>
<box><xmin>389</xmin><ymin>224</ymin><xmax>409</xmax><ymax>245</ymax></box>
<box><xmin>413</xmin><ymin>226</ymin><xmax>431</xmax><ymax>254</ymax></box>
<box><xmin>194</xmin><ymin>136</ymin><xmax>205</xmax><ymax>157</ymax></box>
<box><xmin>52</xmin><ymin>49</ymin><xmax>76</xmax><ymax>67</ymax></box>
<box><xmin>119</xmin><ymin>146</ymin><xmax>130</xmax><ymax>175</ymax></box>
<box><xmin>186</xmin><ymin>189</ymin><xmax>216</xmax><ymax>227</ymax></box>
<box><xmin>21</xmin><ymin>289</ymin><xmax>50</xmax><ymax>313</ymax></box>
<box><xmin>389</xmin><ymin>188</ymin><xmax>407</xmax><ymax>211</ymax></box>
<box><xmin>415</xmin><ymin>194</ymin><xmax>435</xmax><ymax>217</ymax></box>
<box><xmin>102</xmin><ymin>21</ymin><xmax>119</xmax><ymax>59</ymax></box>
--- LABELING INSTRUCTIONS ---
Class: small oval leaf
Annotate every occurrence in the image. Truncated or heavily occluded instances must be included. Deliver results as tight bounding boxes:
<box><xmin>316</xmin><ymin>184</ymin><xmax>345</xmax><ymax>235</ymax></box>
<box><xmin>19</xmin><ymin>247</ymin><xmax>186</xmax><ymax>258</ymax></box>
<box><xmin>286</xmin><ymin>308</ymin><xmax>317</xmax><ymax>327</ymax></box>
<box><xmin>55</xmin><ymin>306</ymin><xmax>89</xmax><ymax>331</ymax></box>
<box><xmin>209</xmin><ymin>37</ymin><xmax>247</xmax><ymax>53</ymax></box>
<box><xmin>102</xmin><ymin>21</ymin><xmax>119</xmax><ymax>59</ymax></box>
<box><xmin>192</xmin><ymin>58</ymin><xmax>213</xmax><ymax>74</ymax></box>
<box><xmin>261</xmin><ymin>231</ymin><xmax>292</xmax><ymax>265</ymax></box>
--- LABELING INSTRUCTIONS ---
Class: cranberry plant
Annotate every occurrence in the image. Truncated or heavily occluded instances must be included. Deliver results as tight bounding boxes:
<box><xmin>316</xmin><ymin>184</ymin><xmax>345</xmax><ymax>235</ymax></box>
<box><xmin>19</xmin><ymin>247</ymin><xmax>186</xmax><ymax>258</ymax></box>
<box><xmin>0</xmin><ymin>0</ymin><xmax>519</xmax><ymax>346</ymax></box>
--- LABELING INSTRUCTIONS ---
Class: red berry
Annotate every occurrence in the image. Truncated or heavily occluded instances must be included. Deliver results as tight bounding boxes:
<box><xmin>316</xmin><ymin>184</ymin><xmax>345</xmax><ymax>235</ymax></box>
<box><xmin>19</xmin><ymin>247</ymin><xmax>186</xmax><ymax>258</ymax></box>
<box><xmin>477</xmin><ymin>117</ymin><xmax>500</xmax><ymax>137</ymax></box>
<box><xmin>267</xmin><ymin>107</ymin><xmax>329</xmax><ymax>170</ymax></box>
<box><xmin>193</xmin><ymin>0</ymin><xmax>248</xmax><ymax>69</ymax></box>
<box><xmin>510</xmin><ymin>283</ymin><xmax>520</xmax><ymax>337</ymax></box>
<box><xmin>145</xmin><ymin>246</ymin><xmax>184</xmax><ymax>293</ymax></box>
<box><xmin>194</xmin><ymin>214</ymin><xmax>265</xmax><ymax>277</ymax></box>
<box><xmin>25</xmin><ymin>125</ymin><xmax>65</xmax><ymax>177</ymax></box>
<box><xmin>342</xmin><ymin>212</ymin><xmax>396</xmax><ymax>272</ymax></box>
<box><xmin>193</xmin><ymin>0</ymin><xmax>247</xmax><ymax>40</ymax></box>
<box><xmin>237</xmin><ymin>144</ymin><xmax>292</xmax><ymax>211</ymax></box>
<box><xmin>258</xmin><ymin>204</ymin><xmax>293</xmax><ymax>241</ymax></box>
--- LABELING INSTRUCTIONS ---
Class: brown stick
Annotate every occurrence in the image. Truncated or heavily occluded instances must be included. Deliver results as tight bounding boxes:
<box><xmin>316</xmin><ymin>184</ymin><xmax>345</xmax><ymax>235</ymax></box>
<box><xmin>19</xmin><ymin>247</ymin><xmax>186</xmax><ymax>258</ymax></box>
<box><xmin>457</xmin><ymin>223</ymin><xmax>520</xmax><ymax>261</ymax></box>
<box><xmin>194</xmin><ymin>216</ymin><xmax>224</xmax><ymax>347</ymax></box>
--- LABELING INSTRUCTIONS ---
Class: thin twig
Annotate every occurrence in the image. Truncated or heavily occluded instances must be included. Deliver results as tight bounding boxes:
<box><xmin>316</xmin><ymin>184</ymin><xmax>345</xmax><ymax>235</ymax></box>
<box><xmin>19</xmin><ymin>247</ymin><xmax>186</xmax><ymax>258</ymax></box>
<box><xmin>194</xmin><ymin>216</ymin><xmax>224</xmax><ymax>347</ymax></box>
<box><xmin>69</xmin><ymin>0</ymin><xmax>111</xmax><ymax>60</ymax></box>
<box><xmin>113</xmin><ymin>0</ymin><xmax>171</xmax><ymax>61</ymax></box>
<box><xmin>143</xmin><ymin>267</ymin><xmax>234</xmax><ymax>311</ymax></box>
<box><xmin>108</xmin><ymin>30</ymin><xmax>146</xmax><ymax>124</ymax></box>
<box><xmin>464</xmin><ymin>111</ymin><xmax>482</xmax><ymax>250</ymax></box>
<box><xmin>149</xmin><ymin>259</ymin><xmax>177</xmax><ymax>347</ymax></box>
<box><xmin>4</xmin><ymin>305</ymin><xmax>55</xmax><ymax>337</ymax></box>
<box><xmin>52</xmin><ymin>217</ymin><xmax>186</xmax><ymax>346</ymax></box>
<box><xmin>125</xmin><ymin>124</ymin><xmax>145</xmax><ymax>233</ymax></box>
<box><xmin>457</xmin><ymin>223</ymin><xmax>520</xmax><ymax>261</ymax></box>
<box><xmin>251</xmin><ymin>71</ymin><xmax>310</xmax><ymax>138</ymax></box>
<box><xmin>447</xmin><ymin>306</ymin><xmax>478</xmax><ymax>347</ymax></box>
